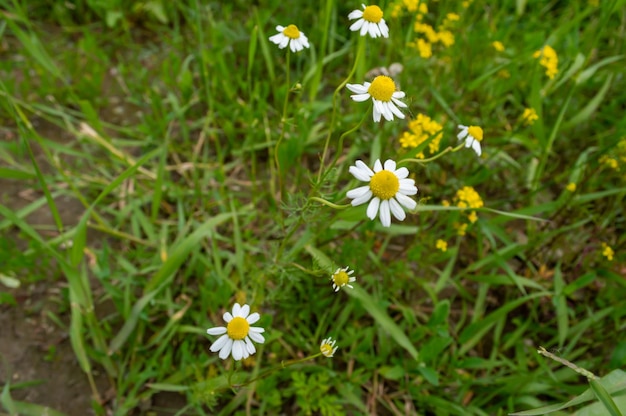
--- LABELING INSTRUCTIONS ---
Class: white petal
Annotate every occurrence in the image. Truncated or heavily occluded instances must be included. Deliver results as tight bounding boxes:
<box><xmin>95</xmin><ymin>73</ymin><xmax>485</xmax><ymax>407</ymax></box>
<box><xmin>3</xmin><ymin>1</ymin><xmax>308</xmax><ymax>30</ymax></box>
<box><xmin>383</xmin><ymin>159</ymin><xmax>396</xmax><ymax>171</ymax></box>
<box><xmin>247</xmin><ymin>312</ymin><xmax>260</xmax><ymax>324</ymax></box>
<box><xmin>369</xmin><ymin>23</ymin><xmax>381</xmax><ymax>38</ymax></box>
<box><xmin>360</xmin><ymin>21</ymin><xmax>370</xmax><ymax>36</ymax></box>
<box><xmin>346</xmin><ymin>185</ymin><xmax>371</xmax><ymax>199</ymax></box>
<box><xmin>379</xmin><ymin>101</ymin><xmax>394</xmax><ymax>121</ymax></box>
<box><xmin>399</xmin><ymin>178</ymin><xmax>418</xmax><ymax>194</ymax></box>
<box><xmin>391</xmin><ymin>96</ymin><xmax>408</xmax><ymax>108</ymax></box>
<box><xmin>351</xmin><ymin>189</ymin><xmax>373</xmax><ymax>206</ymax></box>
<box><xmin>348</xmin><ymin>10</ymin><xmax>363</xmax><ymax>20</ymax></box>
<box><xmin>350</xmin><ymin>93</ymin><xmax>371</xmax><ymax>102</ymax></box>
<box><xmin>210</xmin><ymin>334</ymin><xmax>230</xmax><ymax>352</ymax></box>
<box><xmin>223</xmin><ymin>311</ymin><xmax>233</xmax><ymax>322</ymax></box>
<box><xmin>373</xmin><ymin>159</ymin><xmax>383</xmax><ymax>172</ymax></box>
<box><xmin>389</xmin><ymin>198</ymin><xmax>406</xmax><ymax>221</ymax></box>
<box><xmin>372</xmin><ymin>105</ymin><xmax>382</xmax><ymax>122</ymax></box>
<box><xmin>279</xmin><ymin>36</ymin><xmax>289</xmax><ymax>49</ymax></box>
<box><xmin>366</xmin><ymin>197</ymin><xmax>381</xmax><ymax>220</ymax></box>
<box><xmin>395</xmin><ymin>167</ymin><xmax>409</xmax><ymax>179</ymax></box>
<box><xmin>379</xmin><ymin>200</ymin><xmax>391</xmax><ymax>227</ymax></box>
<box><xmin>392</xmin><ymin>90</ymin><xmax>406</xmax><ymax>99</ymax></box>
<box><xmin>207</xmin><ymin>326</ymin><xmax>226</xmax><ymax>335</ymax></box>
<box><xmin>379</xmin><ymin>20</ymin><xmax>390</xmax><ymax>38</ymax></box>
<box><xmin>245</xmin><ymin>337</ymin><xmax>256</xmax><ymax>355</ymax></box>
<box><xmin>218</xmin><ymin>338</ymin><xmax>233</xmax><ymax>359</ymax></box>
<box><xmin>464</xmin><ymin>138</ymin><xmax>473</xmax><ymax>148</ymax></box>
<box><xmin>471</xmin><ymin>140</ymin><xmax>482</xmax><ymax>156</ymax></box>
<box><xmin>268</xmin><ymin>33</ymin><xmax>283</xmax><ymax>45</ymax></box>
<box><xmin>232</xmin><ymin>303</ymin><xmax>242</xmax><ymax>316</ymax></box>
<box><xmin>232</xmin><ymin>340</ymin><xmax>244</xmax><ymax>361</ymax></box>
<box><xmin>349</xmin><ymin>19</ymin><xmax>364</xmax><ymax>32</ymax></box>
<box><xmin>276</xmin><ymin>25</ymin><xmax>285</xmax><ymax>32</ymax></box>
<box><xmin>346</xmin><ymin>83</ymin><xmax>368</xmax><ymax>94</ymax></box>
<box><xmin>248</xmin><ymin>330</ymin><xmax>265</xmax><ymax>343</ymax></box>
<box><xmin>396</xmin><ymin>192</ymin><xmax>417</xmax><ymax>210</ymax></box>
<box><xmin>388</xmin><ymin>102</ymin><xmax>405</xmax><ymax>119</ymax></box>
<box><xmin>240</xmin><ymin>304</ymin><xmax>250</xmax><ymax>318</ymax></box>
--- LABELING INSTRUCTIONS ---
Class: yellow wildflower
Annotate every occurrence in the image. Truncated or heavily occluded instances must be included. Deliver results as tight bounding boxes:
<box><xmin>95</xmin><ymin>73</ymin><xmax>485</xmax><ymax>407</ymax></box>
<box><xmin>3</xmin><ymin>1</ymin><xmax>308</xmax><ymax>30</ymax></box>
<box><xmin>522</xmin><ymin>108</ymin><xmax>539</xmax><ymax>125</ymax></box>
<box><xmin>438</xmin><ymin>30</ymin><xmax>455</xmax><ymax>47</ymax></box>
<box><xmin>442</xmin><ymin>199</ymin><xmax>450</xmax><ymax>207</ymax></box>
<box><xmin>415</xmin><ymin>38</ymin><xmax>432</xmax><ymax>58</ymax></box>
<box><xmin>436</xmin><ymin>239</ymin><xmax>448</xmax><ymax>252</ymax></box>
<box><xmin>565</xmin><ymin>182</ymin><xmax>576</xmax><ymax>192</ymax></box>
<box><xmin>455</xmin><ymin>223</ymin><xmax>467</xmax><ymax>236</ymax></box>
<box><xmin>601</xmin><ymin>243</ymin><xmax>614</xmax><ymax>261</ymax></box>
<box><xmin>398</xmin><ymin>114</ymin><xmax>443</xmax><ymax>157</ymax></box>
<box><xmin>533</xmin><ymin>45</ymin><xmax>559</xmax><ymax>79</ymax></box>
<box><xmin>600</xmin><ymin>155</ymin><xmax>619</xmax><ymax>170</ymax></box>
<box><xmin>492</xmin><ymin>41</ymin><xmax>505</xmax><ymax>52</ymax></box>
<box><xmin>467</xmin><ymin>211</ymin><xmax>478</xmax><ymax>223</ymax></box>
<box><xmin>414</xmin><ymin>22</ymin><xmax>439</xmax><ymax>43</ymax></box>
<box><xmin>455</xmin><ymin>186</ymin><xmax>484</xmax><ymax>209</ymax></box>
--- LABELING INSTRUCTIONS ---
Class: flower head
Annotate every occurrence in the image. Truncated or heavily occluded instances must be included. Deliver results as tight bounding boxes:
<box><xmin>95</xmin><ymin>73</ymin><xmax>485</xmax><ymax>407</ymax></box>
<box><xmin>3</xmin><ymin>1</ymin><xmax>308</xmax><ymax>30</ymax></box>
<box><xmin>436</xmin><ymin>239</ymin><xmax>448</xmax><ymax>252</ymax></box>
<box><xmin>601</xmin><ymin>243</ymin><xmax>614</xmax><ymax>261</ymax></box>
<box><xmin>522</xmin><ymin>108</ymin><xmax>539</xmax><ymax>126</ymax></box>
<box><xmin>492</xmin><ymin>41</ymin><xmax>505</xmax><ymax>52</ymax></box>
<box><xmin>348</xmin><ymin>4</ymin><xmax>389</xmax><ymax>38</ymax></box>
<box><xmin>457</xmin><ymin>125</ymin><xmax>484</xmax><ymax>157</ymax></box>
<box><xmin>346</xmin><ymin>159</ymin><xmax>418</xmax><ymax>227</ymax></box>
<box><xmin>347</xmin><ymin>76</ymin><xmax>407</xmax><ymax>122</ymax></box>
<box><xmin>207</xmin><ymin>303</ymin><xmax>265</xmax><ymax>361</ymax></box>
<box><xmin>455</xmin><ymin>186</ymin><xmax>484</xmax><ymax>209</ymax></box>
<box><xmin>330</xmin><ymin>267</ymin><xmax>356</xmax><ymax>292</ymax></box>
<box><xmin>320</xmin><ymin>337</ymin><xmax>338</xmax><ymax>358</ymax></box>
<box><xmin>399</xmin><ymin>114</ymin><xmax>443</xmax><ymax>158</ymax></box>
<box><xmin>533</xmin><ymin>45</ymin><xmax>559</xmax><ymax>79</ymax></box>
<box><xmin>269</xmin><ymin>25</ymin><xmax>310</xmax><ymax>53</ymax></box>
<box><xmin>565</xmin><ymin>182</ymin><xmax>576</xmax><ymax>192</ymax></box>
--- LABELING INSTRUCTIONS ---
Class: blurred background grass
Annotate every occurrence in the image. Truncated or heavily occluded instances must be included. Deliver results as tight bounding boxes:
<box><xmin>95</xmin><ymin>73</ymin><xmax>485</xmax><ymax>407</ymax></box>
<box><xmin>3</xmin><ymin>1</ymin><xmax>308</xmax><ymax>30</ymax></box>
<box><xmin>0</xmin><ymin>0</ymin><xmax>625</xmax><ymax>415</ymax></box>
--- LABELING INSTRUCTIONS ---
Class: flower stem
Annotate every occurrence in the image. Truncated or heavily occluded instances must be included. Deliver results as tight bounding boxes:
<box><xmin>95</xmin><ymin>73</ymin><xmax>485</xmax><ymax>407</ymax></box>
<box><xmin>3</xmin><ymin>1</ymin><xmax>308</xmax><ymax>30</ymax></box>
<box><xmin>399</xmin><ymin>141</ymin><xmax>465</xmax><ymax>165</ymax></box>
<box><xmin>317</xmin><ymin>36</ymin><xmax>366</xmax><ymax>183</ymax></box>
<box><xmin>274</xmin><ymin>48</ymin><xmax>291</xmax><ymax>199</ymax></box>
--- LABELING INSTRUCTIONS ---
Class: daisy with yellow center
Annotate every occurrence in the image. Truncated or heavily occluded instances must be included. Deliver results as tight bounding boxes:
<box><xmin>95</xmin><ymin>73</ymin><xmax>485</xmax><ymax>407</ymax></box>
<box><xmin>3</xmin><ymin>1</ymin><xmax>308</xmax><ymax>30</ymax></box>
<box><xmin>320</xmin><ymin>337</ymin><xmax>338</xmax><ymax>358</ymax></box>
<box><xmin>346</xmin><ymin>159</ymin><xmax>418</xmax><ymax>227</ymax></box>
<box><xmin>330</xmin><ymin>266</ymin><xmax>356</xmax><ymax>292</ymax></box>
<box><xmin>206</xmin><ymin>303</ymin><xmax>265</xmax><ymax>361</ymax></box>
<box><xmin>269</xmin><ymin>24</ymin><xmax>310</xmax><ymax>53</ymax></box>
<box><xmin>348</xmin><ymin>4</ymin><xmax>389</xmax><ymax>38</ymax></box>
<box><xmin>347</xmin><ymin>76</ymin><xmax>407</xmax><ymax>122</ymax></box>
<box><xmin>457</xmin><ymin>125</ymin><xmax>484</xmax><ymax>157</ymax></box>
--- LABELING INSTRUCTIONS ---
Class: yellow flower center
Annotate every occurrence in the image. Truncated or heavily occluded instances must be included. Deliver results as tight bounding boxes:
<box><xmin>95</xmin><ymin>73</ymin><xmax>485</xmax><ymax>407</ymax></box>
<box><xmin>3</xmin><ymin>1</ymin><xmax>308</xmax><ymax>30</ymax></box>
<box><xmin>227</xmin><ymin>317</ymin><xmax>249</xmax><ymax>340</ymax></box>
<box><xmin>370</xmin><ymin>170</ymin><xmax>399</xmax><ymax>200</ymax></box>
<box><xmin>332</xmin><ymin>270</ymin><xmax>350</xmax><ymax>286</ymax></box>
<box><xmin>320</xmin><ymin>343</ymin><xmax>333</xmax><ymax>356</ymax></box>
<box><xmin>468</xmin><ymin>126</ymin><xmax>483</xmax><ymax>142</ymax></box>
<box><xmin>283</xmin><ymin>24</ymin><xmax>301</xmax><ymax>39</ymax></box>
<box><xmin>362</xmin><ymin>5</ymin><xmax>384</xmax><ymax>23</ymax></box>
<box><xmin>368</xmin><ymin>76</ymin><xmax>396</xmax><ymax>102</ymax></box>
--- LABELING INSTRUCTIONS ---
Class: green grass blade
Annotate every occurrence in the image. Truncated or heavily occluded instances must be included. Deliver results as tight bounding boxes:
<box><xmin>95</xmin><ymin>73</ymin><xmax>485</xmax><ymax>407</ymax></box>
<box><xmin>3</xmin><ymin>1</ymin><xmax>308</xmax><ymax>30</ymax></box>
<box><xmin>589</xmin><ymin>378</ymin><xmax>624</xmax><ymax>416</ymax></box>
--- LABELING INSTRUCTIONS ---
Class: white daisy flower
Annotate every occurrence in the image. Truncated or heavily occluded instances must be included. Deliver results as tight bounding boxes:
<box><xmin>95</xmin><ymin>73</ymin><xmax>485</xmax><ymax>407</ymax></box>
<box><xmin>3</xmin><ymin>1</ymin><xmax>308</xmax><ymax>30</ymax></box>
<box><xmin>269</xmin><ymin>24</ymin><xmax>310</xmax><ymax>53</ymax></box>
<box><xmin>346</xmin><ymin>76</ymin><xmax>407</xmax><ymax>122</ymax></box>
<box><xmin>320</xmin><ymin>337</ymin><xmax>338</xmax><ymax>358</ymax></box>
<box><xmin>346</xmin><ymin>159</ymin><xmax>418</xmax><ymax>227</ymax></box>
<box><xmin>348</xmin><ymin>4</ymin><xmax>389</xmax><ymax>38</ymax></box>
<box><xmin>457</xmin><ymin>125</ymin><xmax>484</xmax><ymax>157</ymax></box>
<box><xmin>330</xmin><ymin>266</ymin><xmax>356</xmax><ymax>292</ymax></box>
<box><xmin>207</xmin><ymin>303</ymin><xmax>265</xmax><ymax>361</ymax></box>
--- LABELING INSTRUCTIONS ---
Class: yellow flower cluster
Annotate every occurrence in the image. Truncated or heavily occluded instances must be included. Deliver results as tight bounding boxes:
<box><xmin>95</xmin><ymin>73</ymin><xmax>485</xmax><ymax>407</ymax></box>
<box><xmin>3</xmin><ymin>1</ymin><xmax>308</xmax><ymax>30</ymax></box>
<box><xmin>601</xmin><ymin>243</ymin><xmax>614</xmax><ymax>261</ymax></box>
<box><xmin>455</xmin><ymin>186</ymin><xmax>483</xmax><ymax>223</ymax></box>
<box><xmin>600</xmin><ymin>138</ymin><xmax>626</xmax><ymax>173</ymax></box>
<box><xmin>456</xmin><ymin>186</ymin><xmax>484</xmax><ymax>209</ymax></box>
<box><xmin>398</xmin><ymin>113</ymin><xmax>443</xmax><ymax>158</ymax></box>
<box><xmin>522</xmin><ymin>108</ymin><xmax>539</xmax><ymax>125</ymax></box>
<box><xmin>402</xmin><ymin>2</ymin><xmax>457</xmax><ymax>58</ymax></box>
<box><xmin>492</xmin><ymin>41</ymin><xmax>505</xmax><ymax>52</ymax></box>
<box><xmin>436</xmin><ymin>239</ymin><xmax>448</xmax><ymax>252</ymax></box>
<box><xmin>533</xmin><ymin>45</ymin><xmax>559</xmax><ymax>79</ymax></box>
<box><xmin>391</xmin><ymin>0</ymin><xmax>427</xmax><ymax>18</ymax></box>
<box><xmin>565</xmin><ymin>182</ymin><xmax>576</xmax><ymax>192</ymax></box>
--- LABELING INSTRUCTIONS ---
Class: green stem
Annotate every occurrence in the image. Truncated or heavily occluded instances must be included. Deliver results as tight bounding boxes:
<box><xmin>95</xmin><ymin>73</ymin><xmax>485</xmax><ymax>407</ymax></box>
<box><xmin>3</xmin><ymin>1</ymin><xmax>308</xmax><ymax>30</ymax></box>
<box><xmin>274</xmin><ymin>48</ymin><xmax>292</xmax><ymax>198</ymax></box>
<box><xmin>309</xmin><ymin>197</ymin><xmax>352</xmax><ymax>210</ymax></box>
<box><xmin>317</xmin><ymin>36</ymin><xmax>366</xmax><ymax>183</ymax></box>
<box><xmin>399</xmin><ymin>141</ymin><xmax>466</xmax><ymax>165</ymax></box>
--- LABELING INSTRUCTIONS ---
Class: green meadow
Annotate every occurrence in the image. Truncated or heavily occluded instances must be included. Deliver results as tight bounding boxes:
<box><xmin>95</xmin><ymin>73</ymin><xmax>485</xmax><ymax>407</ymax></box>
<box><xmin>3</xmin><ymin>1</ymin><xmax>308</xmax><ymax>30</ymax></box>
<box><xmin>0</xmin><ymin>0</ymin><xmax>625</xmax><ymax>414</ymax></box>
